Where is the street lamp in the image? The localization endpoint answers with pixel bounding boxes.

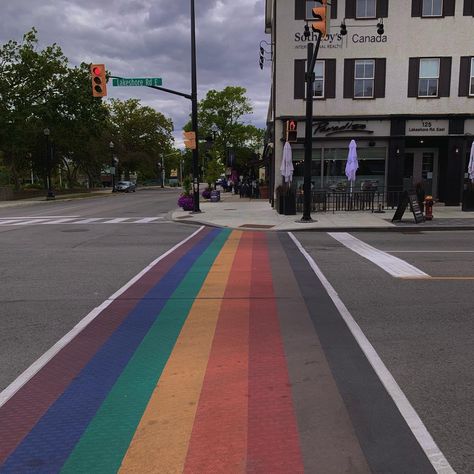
[43,128,55,200]
[109,141,116,192]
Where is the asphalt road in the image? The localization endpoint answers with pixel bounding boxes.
[293,230,474,473]
[0,188,195,392]
[1,191,473,472]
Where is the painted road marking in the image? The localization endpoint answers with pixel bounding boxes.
[40,218,78,224]
[134,217,163,223]
[0,227,205,408]
[328,232,429,279]
[289,232,455,474]
[0,217,167,226]
[388,250,474,253]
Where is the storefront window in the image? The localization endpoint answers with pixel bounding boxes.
[291,149,321,190]
[323,147,386,191]
[290,147,386,191]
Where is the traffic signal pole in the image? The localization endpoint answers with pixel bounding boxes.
[301,33,322,222]
[107,0,201,212]
[190,0,200,212]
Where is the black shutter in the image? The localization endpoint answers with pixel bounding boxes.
[294,59,306,99]
[443,0,456,16]
[458,56,471,96]
[374,58,386,98]
[408,58,419,97]
[295,0,305,20]
[344,59,355,98]
[439,57,452,97]
[325,59,336,98]
[412,0,422,16]
[463,0,473,15]
[345,0,356,19]
[331,0,338,19]
[377,0,389,17]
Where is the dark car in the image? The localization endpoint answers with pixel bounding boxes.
[115,181,136,192]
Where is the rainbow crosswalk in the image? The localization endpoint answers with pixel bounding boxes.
[0,228,441,473]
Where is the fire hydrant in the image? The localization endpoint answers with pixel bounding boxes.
[424,195,434,220]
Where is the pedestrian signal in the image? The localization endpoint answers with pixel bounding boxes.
[183,131,196,149]
[91,64,107,97]
[286,120,298,142]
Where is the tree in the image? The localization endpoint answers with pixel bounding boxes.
[107,99,174,181]
[184,86,265,177]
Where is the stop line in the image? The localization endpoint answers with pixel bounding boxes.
[0,216,166,226]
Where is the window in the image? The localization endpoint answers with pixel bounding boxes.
[314,61,325,97]
[356,0,376,18]
[470,58,474,96]
[422,0,443,16]
[354,60,374,98]
[418,58,440,96]
[305,0,322,19]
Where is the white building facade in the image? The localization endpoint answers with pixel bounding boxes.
[264,0,474,204]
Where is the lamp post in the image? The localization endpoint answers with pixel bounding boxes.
[161,154,165,188]
[43,128,55,200]
[109,141,116,192]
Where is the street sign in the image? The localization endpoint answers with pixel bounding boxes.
[112,78,162,87]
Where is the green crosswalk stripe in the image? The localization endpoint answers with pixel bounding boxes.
[61,229,230,474]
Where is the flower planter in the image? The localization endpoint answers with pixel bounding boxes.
[178,194,194,211]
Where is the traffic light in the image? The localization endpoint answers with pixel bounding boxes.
[183,131,196,149]
[340,21,347,36]
[311,0,329,37]
[91,64,107,97]
[286,120,298,142]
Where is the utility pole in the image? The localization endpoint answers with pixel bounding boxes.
[190,0,200,212]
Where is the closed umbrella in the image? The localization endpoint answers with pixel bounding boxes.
[345,139,359,193]
[280,141,294,184]
[468,142,474,183]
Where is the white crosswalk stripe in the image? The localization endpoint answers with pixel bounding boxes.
[0,217,166,226]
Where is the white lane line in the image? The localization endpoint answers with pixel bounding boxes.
[40,218,78,225]
[11,219,51,226]
[72,218,103,224]
[0,220,22,225]
[134,217,164,223]
[0,226,205,408]
[289,232,455,474]
[103,218,130,224]
[388,250,474,253]
[328,232,429,279]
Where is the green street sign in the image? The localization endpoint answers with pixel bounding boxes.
[112,77,162,87]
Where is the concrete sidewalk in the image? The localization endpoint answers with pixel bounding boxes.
[172,192,474,231]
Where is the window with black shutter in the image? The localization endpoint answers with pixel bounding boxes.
[343,58,386,99]
[412,0,456,17]
[346,0,389,18]
[294,59,336,100]
[459,57,474,96]
[408,57,452,98]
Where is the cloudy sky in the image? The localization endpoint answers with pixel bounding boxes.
[0,0,270,148]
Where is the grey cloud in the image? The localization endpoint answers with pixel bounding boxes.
[0,0,270,144]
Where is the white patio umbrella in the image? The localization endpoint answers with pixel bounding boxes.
[345,139,359,193]
[468,142,474,183]
[280,141,294,184]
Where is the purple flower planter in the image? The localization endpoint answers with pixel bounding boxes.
[178,194,194,211]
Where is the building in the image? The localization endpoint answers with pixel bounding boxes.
[264,0,474,205]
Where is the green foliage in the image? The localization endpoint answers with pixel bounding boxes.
[0,29,175,189]
[183,86,265,176]
[182,176,192,195]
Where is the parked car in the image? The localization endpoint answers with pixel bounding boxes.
[115,181,136,192]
